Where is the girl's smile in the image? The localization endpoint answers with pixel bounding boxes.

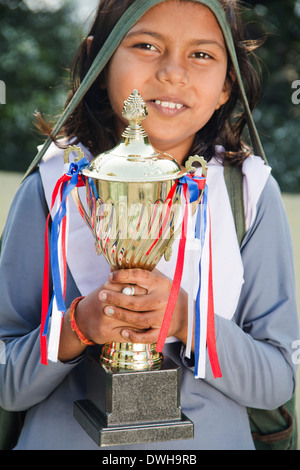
[150,98,186,115]
[106,1,230,164]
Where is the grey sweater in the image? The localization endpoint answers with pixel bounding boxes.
[0,169,298,450]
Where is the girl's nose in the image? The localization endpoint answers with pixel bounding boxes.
[156,54,189,86]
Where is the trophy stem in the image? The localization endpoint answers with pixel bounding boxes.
[100,342,163,371]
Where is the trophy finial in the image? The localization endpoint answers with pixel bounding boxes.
[122,89,148,124]
[121,90,148,140]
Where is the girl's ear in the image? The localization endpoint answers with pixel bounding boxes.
[86,36,94,54]
[216,72,236,110]
[215,78,232,110]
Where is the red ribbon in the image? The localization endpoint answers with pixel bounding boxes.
[146,181,179,256]
[156,184,189,353]
[41,176,67,365]
[206,214,222,378]
[40,173,85,365]
[155,177,222,379]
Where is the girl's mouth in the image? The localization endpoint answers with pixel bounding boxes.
[149,99,187,115]
[153,100,184,110]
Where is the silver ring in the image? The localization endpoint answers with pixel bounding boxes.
[122,285,135,296]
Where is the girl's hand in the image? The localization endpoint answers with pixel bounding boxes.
[58,278,148,362]
[99,268,189,345]
[58,268,189,362]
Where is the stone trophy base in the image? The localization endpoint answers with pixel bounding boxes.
[73,353,194,447]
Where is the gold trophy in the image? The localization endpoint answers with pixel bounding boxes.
[64,90,207,447]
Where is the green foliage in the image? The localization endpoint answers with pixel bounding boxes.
[244,0,300,192]
[0,0,80,172]
[0,0,299,192]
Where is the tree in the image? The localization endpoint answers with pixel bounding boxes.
[0,0,299,192]
[244,0,300,192]
[0,0,80,173]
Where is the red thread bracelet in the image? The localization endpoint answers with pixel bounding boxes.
[69,296,95,346]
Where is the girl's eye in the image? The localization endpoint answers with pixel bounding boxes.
[191,52,212,60]
[134,43,158,52]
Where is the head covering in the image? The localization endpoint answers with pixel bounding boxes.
[23,0,267,180]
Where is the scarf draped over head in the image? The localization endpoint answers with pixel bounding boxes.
[24,0,266,181]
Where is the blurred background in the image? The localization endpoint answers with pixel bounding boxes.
[0,0,299,189]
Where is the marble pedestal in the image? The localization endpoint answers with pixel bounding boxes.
[74,354,194,447]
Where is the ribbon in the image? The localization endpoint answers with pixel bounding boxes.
[206,211,222,378]
[41,164,221,379]
[146,181,179,256]
[194,186,221,378]
[40,157,89,365]
[155,175,206,351]
[193,185,208,377]
[155,174,221,380]
[180,175,206,202]
[156,182,189,353]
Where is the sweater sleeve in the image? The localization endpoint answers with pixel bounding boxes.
[0,171,82,411]
[202,175,299,410]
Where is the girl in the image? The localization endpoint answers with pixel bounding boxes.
[0,0,298,450]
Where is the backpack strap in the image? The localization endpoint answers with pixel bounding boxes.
[223,164,246,246]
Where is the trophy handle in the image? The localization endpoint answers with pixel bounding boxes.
[63,145,85,164]
[185,155,207,177]
[63,146,95,237]
[163,156,207,262]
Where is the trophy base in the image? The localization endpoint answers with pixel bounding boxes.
[73,353,194,447]
[74,400,194,447]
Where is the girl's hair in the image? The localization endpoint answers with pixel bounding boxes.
[36,0,263,166]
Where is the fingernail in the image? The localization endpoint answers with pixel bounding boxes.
[105,307,114,316]
[100,292,107,301]
[122,330,129,339]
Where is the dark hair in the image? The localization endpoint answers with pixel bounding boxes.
[36,0,263,166]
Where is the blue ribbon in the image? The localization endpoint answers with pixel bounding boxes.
[194,185,208,377]
[66,157,90,177]
[178,173,208,377]
[178,175,205,203]
[42,158,89,336]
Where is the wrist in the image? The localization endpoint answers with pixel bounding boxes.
[69,296,96,346]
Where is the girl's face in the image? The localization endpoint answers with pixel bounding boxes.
[106,0,230,164]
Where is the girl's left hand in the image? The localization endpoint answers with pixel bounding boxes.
[98,268,189,345]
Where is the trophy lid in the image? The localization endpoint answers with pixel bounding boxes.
[83,90,187,182]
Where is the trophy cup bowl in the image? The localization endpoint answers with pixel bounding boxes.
[65,90,207,372]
